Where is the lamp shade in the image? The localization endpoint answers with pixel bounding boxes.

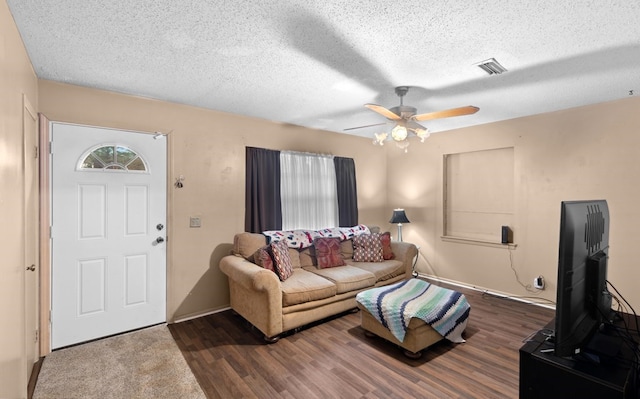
[389,209,410,224]
[391,124,408,141]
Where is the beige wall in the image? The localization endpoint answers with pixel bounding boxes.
[387,96,640,310]
[38,80,640,321]
[37,80,389,322]
[0,0,38,397]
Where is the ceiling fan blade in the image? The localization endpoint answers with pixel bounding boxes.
[365,104,402,121]
[343,122,389,131]
[406,120,427,131]
[411,106,479,122]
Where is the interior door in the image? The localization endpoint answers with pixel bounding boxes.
[50,123,167,349]
[23,95,38,382]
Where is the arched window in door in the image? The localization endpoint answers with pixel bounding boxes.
[78,144,148,172]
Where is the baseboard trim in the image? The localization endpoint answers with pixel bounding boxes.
[172,306,232,324]
[416,273,555,310]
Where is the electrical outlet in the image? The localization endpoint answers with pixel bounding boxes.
[533,276,545,290]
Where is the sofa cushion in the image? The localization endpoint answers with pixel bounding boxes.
[352,233,384,262]
[345,259,405,282]
[298,247,314,267]
[253,246,275,273]
[312,237,345,269]
[380,232,395,260]
[233,232,267,259]
[271,240,293,281]
[303,265,376,294]
[340,239,354,260]
[281,269,337,306]
[232,232,301,268]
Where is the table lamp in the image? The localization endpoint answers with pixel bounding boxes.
[389,209,410,242]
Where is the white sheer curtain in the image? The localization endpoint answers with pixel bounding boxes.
[280,151,339,230]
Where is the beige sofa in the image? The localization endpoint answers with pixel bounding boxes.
[219,227,418,342]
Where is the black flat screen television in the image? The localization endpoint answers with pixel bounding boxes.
[554,199,611,357]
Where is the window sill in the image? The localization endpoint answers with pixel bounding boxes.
[441,235,517,249]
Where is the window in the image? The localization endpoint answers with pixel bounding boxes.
[280,151,338,230]
[444,147,514,243]
[79,145,147,172]
[244,147,358,233]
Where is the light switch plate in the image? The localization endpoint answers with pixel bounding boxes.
[189,217,201,228]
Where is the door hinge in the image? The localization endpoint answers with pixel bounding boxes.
[35,329,39,343]
[49,141,52,154]
[34,145,39,159]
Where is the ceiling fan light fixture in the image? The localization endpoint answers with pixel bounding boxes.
[363,86,478,151]
[372,132,387,145]
[415,128,430,142]
[391,124,408,141]
[395,140,410,153]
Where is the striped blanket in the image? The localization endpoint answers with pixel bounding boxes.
[356,279,470,343]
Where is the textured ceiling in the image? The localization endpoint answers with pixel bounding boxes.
[7,1,640,138]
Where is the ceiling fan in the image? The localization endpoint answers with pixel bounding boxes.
[345,86,479,149]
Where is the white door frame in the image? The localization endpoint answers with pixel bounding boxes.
[38,120,170,354]
[38,114,51,355]
[23,94,38,382]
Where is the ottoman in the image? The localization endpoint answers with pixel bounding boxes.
[357,302,443,358]
[356,279,470,358]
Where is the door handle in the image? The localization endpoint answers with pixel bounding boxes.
[26,264,36,271]
[155,236,165,244]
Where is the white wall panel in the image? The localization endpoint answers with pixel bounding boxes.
[78,258,106,315]
[78,184,106,239]
[125,254,148,306]
[125,185,148,236]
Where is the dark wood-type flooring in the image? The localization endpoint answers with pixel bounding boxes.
[169,280,554,399]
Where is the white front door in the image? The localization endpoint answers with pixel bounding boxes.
[51,123,167,349]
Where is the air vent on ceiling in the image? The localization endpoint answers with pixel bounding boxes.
[475,58,507,75]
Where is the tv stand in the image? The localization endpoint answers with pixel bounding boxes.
[520,314,640,399]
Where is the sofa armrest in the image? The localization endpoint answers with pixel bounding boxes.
[219,255,284,338]
[390,241,419,276]
[219,255,280,293]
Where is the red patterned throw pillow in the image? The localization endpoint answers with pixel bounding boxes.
[271,240,293,281]
[352,233,384,262]
[313,237,345,269]
[253,245,275,273]
[380,232,395,260]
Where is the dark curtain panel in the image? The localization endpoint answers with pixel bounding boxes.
[333,156,358,227]
[245,147,282,233]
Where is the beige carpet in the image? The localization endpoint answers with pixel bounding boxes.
[34,325,206,399]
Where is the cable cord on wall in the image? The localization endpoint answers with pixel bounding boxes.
[417,247,554,306]
[507,246,539,293]
[415,247,437,279]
